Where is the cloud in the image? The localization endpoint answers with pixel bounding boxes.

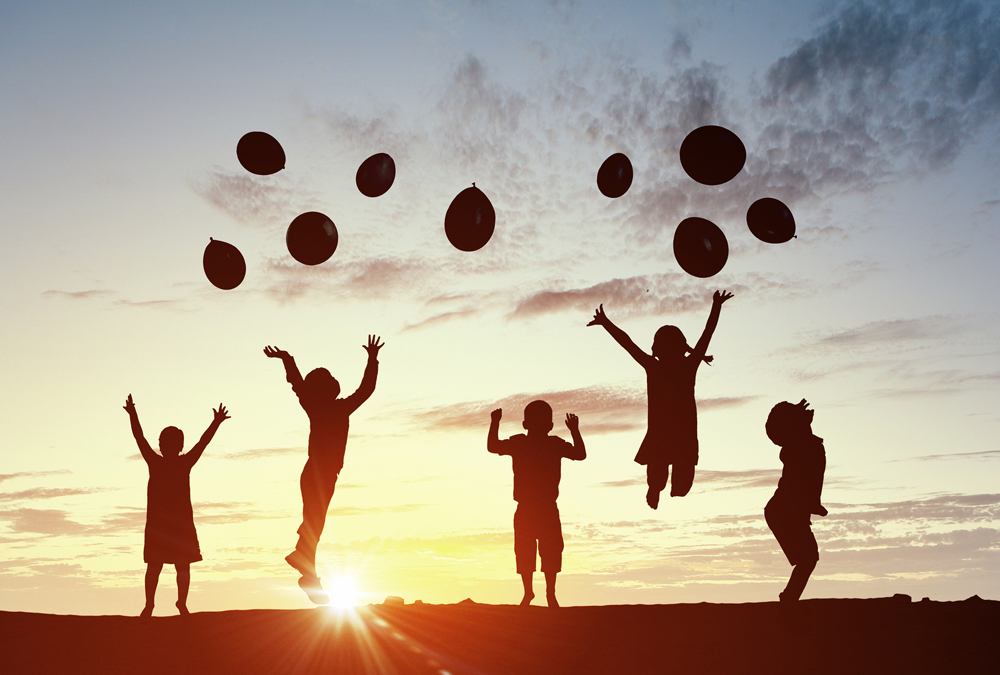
[0,509,89,535]
[906,450,1000,462]
[815,317,958,348]
[404,385,757,435]
[758,0,1000,194]
[193,170,313,229]
[42,290,114,301]
[0,487,111,503]
[328,504,431,516]
[0,471,70,485]
[220,446,302,461]
[259,255,434,305]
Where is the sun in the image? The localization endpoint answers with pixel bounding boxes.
[327,575,361,609]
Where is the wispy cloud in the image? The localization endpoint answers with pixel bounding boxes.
[0,471,70,485]
[193,170,314,229]
[42,290,114,301]
[0,487,112,503]
[220,446,302,461]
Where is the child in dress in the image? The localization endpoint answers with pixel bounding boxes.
[124,394,229,617]
[764,399,828,603]
[588,290,733,508]
[264,335,383,604]
[488,401,585,608]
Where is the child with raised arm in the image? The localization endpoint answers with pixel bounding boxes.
[488,401,586,608]
[588,290,733,509]
[123,394,229,617]
[264,335,383,604]
[764,399,827,603]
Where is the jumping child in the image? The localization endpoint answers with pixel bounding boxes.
[488,402,585,608]
[124,394,229,617]
[764,399,828,603]
[264,335,383,604]
[588,290,733,508]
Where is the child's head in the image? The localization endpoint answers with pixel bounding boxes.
[765,399,815,446]
[158,426,184,457]
[304,367,341,399]
[522,400,554,434]
[652,325,689,359]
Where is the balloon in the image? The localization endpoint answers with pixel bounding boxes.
[444,184,495,252]
[237,131,285,176]
[747,197,796,243]
[679,126,746,186]
[597,153,633,198]
[672,217,729,278]
[356,153,396,197]
[286,212,338,266]
[203,238,246,290]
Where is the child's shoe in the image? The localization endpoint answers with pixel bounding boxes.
[298,574,329,605]
[285,550,316,577]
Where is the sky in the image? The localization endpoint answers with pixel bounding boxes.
[1,0,999,616]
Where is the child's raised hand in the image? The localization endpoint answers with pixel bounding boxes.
[263,345,289,360]
[565,413,579,432]
[123,394,136,415]
[713,290,734,305]
[364,334,384,357]
[491,408,502,423]
[587,304,609,327]
[213,404,230,423]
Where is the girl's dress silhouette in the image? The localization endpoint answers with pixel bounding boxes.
[143,451,202,564]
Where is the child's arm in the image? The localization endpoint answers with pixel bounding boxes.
[564,413,586,460]
[690,290,733,363]
[123,394,157,464]
[587,304,650,365]
[185,404,230,466]
[263,345,304,388]
[487,408,505,454]
[343,335,383,414]
[812,447,828,516]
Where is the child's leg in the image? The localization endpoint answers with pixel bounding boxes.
[669,463,696,497]
[646,461,669,509]
[142,563,163,617]
[289,459,337,574]
[513,506,537,606]
[781,560,817,602]
[519,572,534,606]
[175,563,191,615]
[537,505,564,608]
[544,571,559,608]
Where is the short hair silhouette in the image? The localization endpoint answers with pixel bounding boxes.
[304,367,341,399]
[766,401,810,447]
[523,400,553,429]
[158,427,184,457]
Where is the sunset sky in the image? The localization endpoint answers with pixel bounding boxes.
[2,0,999,616]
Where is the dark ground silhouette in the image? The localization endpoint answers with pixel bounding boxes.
[2,597,995,674]
[264,336,383,605]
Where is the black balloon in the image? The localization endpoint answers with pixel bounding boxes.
[356,153,396,197]
[747,197,796,243]
[597,153,633,198]
[203,238,246,290]
[237,131,285,176]
[673,217,729,278]
[444,184,496,252]
[679,126,746,186]
[286,212,338,266]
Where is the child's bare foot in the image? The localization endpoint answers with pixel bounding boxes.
[175,601,190,616]
[285,550,316,577]
[546,592,559,608]
[646,487,660,510]
[519,591,534,606]
[139,605,153,618]
[298,574,329,605]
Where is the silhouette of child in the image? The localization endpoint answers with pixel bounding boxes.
[588,290,733,508]
[123,394,229,618]
[264,335,383,605]
[764,399,828,603]
[488,402,586,608]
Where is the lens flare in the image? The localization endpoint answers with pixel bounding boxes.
[327,575,360,609]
